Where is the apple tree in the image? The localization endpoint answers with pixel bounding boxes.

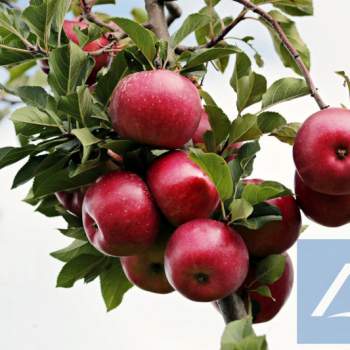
[1,0,348,348]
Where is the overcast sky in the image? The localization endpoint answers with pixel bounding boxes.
[1,1,350,350]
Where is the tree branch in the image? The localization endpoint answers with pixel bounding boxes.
[145,0,171,41]
[232,0,328,110]
[175,8,247,54]
[165,1,182,27]
[218,294,247,324]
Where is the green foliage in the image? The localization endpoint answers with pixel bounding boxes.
[221,317,268,350]
[255,254,287,284]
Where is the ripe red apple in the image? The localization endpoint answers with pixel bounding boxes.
[192,109,211,144]
[243,253,294,323]
[55,189,85,217]
[235,179,301,257]
[82,171,159,257]
[63,19,113,84]
[109,70,202,149]
[294,108,350,195]
[164,219,249,302]
[147,151,220,226]
[121,235,174,294]
[295,172,350,227]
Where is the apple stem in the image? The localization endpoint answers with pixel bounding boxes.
[232,0,329,111]
[218,294,248,324]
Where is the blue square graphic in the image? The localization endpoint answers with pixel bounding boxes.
[298,239,350,344]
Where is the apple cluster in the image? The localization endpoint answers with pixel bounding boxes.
[55,67,302,324]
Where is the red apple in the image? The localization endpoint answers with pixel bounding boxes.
[63,19,114,84]
[243,253,294,323]
[293,108,350,195]
[192,109,211,144]
[164,219,249,302]
[55,189,85,217]
[235,179,301,257]
[109,70,202,148]
[295,172,350,227]
[82,171,159,257]
[147,151,220,226]
[121,235,174,294]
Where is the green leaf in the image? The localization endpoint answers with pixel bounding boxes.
[233,141,261,179]
[262,77,309,109]
[231,52,266,112]
[200,90,218,106]
[51,240,100,262]
[260,10,310,75]
[56,254,106,288]
[270,122,301,145]
[182,46,240,70]
[58,227,87,241]
[99,139,138,155]
[48,42,93,96]
[22,0,71,49]
[205,105,230,147]
[255,254,286,285]
[12,155,46,188]
[100,259,133,311]
[189,148,233,201]
[221,317,267,350]
[131,8,148,24]
[253,285,274,300]
[230,198,254,222]
[71,128,100,163]
[257,112,286,133]
[172,13,211,47]
[11,106,61,136]
[111,17,156,63]
[229,114,262,144]
[96,52,128,105]
[242,181,292,205]
[0,145,35,170]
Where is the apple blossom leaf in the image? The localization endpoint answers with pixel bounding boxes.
[182,46,241,71]
[51,239,101,262]
[59,227,87,241]
[0,45,34,66]
[189,148,233,201]
[0,145,36,170]
[259,11,310,75]
[56,254,107,288]
[171,13,211,47]
[35,195,64,217]
[221,317,268,350]
[229,114,262,144]
[336,71,350,98]
[262,78,309,110]
[111,17,156,63]
[257,111,286,133]
[256,254,286,285]
[100,259,133,312]
[203,131,217,152]
[71,128,100,163]
[231,52,267,113]
[205,105,231,147]
[15,86,53,110]
[242,181,292,205]
[253,0,314,17]
[48,42,94,96]
[270,122,301,145]
[230,198,254,222]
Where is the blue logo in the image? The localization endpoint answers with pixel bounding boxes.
[298,239,350,344]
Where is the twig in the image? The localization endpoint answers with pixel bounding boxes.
[232,0,328,110]
[165,1,182,27]
[218,294,247,324]
[0,0,16,8]
[175,9,247,54]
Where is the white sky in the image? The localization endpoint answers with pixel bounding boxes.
[1,1,350,349]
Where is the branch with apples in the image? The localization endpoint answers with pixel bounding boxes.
[0,0,349,349]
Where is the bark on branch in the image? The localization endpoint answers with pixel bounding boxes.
[218,294,247,324]
[232,0,328,110]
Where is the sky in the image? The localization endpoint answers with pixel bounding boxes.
[1,1,350,350]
